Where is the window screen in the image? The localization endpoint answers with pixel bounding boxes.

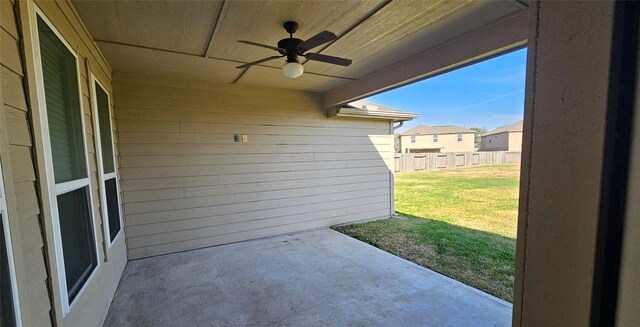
[0,215,16,327]
[95,84,114,174]
[94,81,121,243]
[56,187,96,302]
[38,15,97,304]
[38,18,86,184]
[105,178,121,242]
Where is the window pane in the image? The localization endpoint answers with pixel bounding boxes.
[105,178,121,241]
[95,84,115,174]
[57,187,97,302]
[38,17,87,183]
[0,215,16,327]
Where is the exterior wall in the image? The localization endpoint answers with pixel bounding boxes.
[481,131,523,152]
[480,132,508,151]
[507,131,523,152]
[0,1,51,325]
[114,73,394,259]
[401,132,474,153]
[0,0,127,325]
[513,1,615,325]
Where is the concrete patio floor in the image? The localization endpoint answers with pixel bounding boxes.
[104,228,512,326]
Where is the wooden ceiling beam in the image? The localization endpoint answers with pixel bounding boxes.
[204,0,229,58]
[322,11,528,109]
[95,40,353,82]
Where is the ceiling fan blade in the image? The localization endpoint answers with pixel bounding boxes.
[238,40,285,53]
[297,31,337,52]
[236,56,284,69]
[305,53,352,66]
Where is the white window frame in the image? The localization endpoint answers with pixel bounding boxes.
[433,134,438,142]
[0,162,23,326]
[411,135,416,143]
[90,75,123,248]
[457,133,463,142]
[28,8,101,316]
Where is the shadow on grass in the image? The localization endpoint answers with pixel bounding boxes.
[332,212,516,302]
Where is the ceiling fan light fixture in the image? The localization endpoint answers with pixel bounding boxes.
[283,61,304,78]
[237,21,351,77]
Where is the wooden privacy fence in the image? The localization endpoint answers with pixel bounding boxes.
[394,151,521,173]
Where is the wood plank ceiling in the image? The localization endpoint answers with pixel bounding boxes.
[72,0,528,93]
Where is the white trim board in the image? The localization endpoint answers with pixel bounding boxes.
[27,5,101,317]
[90,73,124,251]
[0,160,23,326]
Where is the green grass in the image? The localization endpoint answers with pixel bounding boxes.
[332,164,520,302]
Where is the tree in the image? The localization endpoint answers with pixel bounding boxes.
[470,127,487,150]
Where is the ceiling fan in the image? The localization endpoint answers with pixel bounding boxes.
[236,21,352,79]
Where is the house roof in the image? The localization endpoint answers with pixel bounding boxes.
[330,100,419,122]
[483,120,524,137]
[401,124,475,136]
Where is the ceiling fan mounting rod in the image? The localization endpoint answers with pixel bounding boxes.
[283,21,299,37]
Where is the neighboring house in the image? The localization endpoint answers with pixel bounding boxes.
[480,120,524,151]
[400,125,476,153]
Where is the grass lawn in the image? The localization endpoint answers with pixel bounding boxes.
[332,164,520,302]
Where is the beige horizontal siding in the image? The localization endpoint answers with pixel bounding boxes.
[128,201,391,249]
[5,0,126,326]
[122,166,390,191]
[120,143,391,156]
[127,194,391,236]
[125,180,389,215]
[128,208,392,259]
[124,188,390,230]
[114,73,394,259]
[1,1,52,325]
[123,173,389,202]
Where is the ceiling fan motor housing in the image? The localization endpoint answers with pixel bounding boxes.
[280,21,304,62]
[277,38,304,60]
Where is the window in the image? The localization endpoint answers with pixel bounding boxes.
[411,135,416,143]
[34,14,98,312]
[458,133,463,142]
[433,134,438,142]
[92,79,122,245]
[0,164,21,327]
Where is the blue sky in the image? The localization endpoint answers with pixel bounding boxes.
[365,48,527,132]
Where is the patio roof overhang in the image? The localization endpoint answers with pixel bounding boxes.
[71,0,528,107]
[329,101,419,122]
